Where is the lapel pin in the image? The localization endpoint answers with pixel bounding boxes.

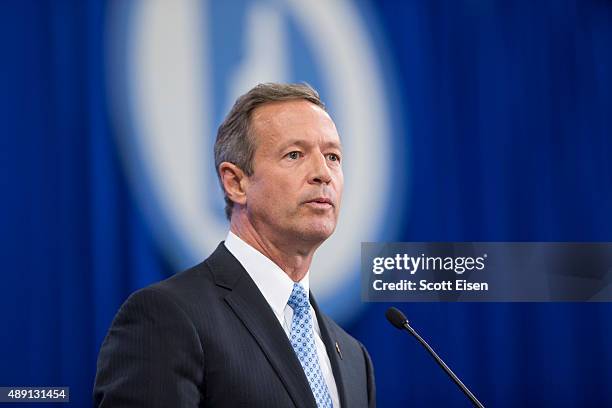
[335,341,343,360]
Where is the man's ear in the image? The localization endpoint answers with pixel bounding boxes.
[218,162,248,206]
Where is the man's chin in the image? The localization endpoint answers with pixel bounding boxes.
[294,221,336,244]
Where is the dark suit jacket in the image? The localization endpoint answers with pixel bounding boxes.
[94,243,375,407]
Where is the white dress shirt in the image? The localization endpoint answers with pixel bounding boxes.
[224,231,340,407]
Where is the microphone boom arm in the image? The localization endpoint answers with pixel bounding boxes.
[402,321,485,408]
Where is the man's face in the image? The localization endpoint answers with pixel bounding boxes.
[244,99,343,246]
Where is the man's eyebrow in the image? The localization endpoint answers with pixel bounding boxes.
[322,140,343,150]
[278,139,342,149]
[276,139,309,152]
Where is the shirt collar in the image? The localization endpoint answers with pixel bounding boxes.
[224,231,310,321]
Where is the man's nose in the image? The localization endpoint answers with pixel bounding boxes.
[308,153,333,185]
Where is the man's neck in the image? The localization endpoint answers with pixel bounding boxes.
[229,221,317,283]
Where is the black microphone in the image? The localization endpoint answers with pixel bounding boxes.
[385,307,485,408]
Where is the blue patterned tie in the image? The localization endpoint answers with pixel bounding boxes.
[287,283,333,408]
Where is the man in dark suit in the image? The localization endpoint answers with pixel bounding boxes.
[94,83,376,407]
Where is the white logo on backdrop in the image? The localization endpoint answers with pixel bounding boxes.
[107,0,401,322]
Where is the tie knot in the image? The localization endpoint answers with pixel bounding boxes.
[287,283,309,310]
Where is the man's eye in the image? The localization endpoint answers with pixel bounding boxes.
[327,153,340,162]
[287,151,302,160]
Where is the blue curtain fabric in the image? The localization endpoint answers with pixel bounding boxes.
[1,1,611,406]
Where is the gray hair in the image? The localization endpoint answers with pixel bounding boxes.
[214,82,326,220]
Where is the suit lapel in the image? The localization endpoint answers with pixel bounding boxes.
[206,244,317,408]
[311,294,348,408]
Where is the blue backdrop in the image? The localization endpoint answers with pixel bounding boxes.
[1,0,611,406]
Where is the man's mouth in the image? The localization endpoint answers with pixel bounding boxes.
[304,197,334,208]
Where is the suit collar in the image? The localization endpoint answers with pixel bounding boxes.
[204,242,244,289]
[205,243,350,408]
[205,243,318,408]
[224,231,312,326]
